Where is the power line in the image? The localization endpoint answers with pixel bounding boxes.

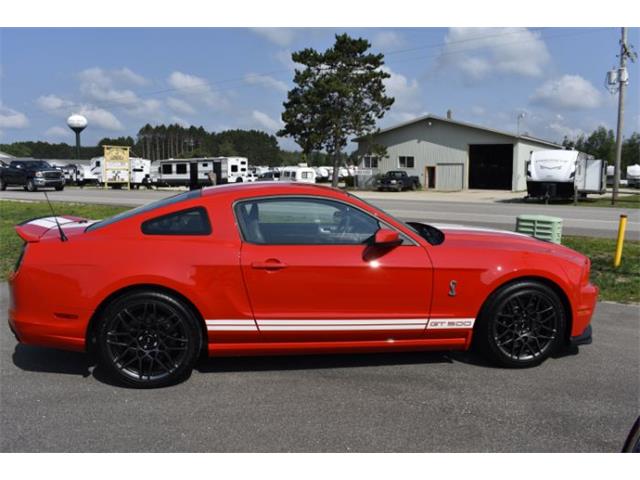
[12,27,612,122]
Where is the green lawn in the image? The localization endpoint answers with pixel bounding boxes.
[563,235,639,304]
[0,200,128,279]
[577,193,640,209]
[1,200,638,303]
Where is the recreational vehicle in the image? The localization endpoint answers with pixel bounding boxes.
[627,164,640,188]
[526,150,605,201]
[281,166,317,183]
[88,156,152,188]
[156,158,226,186]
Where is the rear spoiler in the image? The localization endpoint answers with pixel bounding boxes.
[15,215,86,243]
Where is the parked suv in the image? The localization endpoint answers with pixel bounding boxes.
[0,160,65,191]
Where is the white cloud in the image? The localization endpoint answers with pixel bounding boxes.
[36,94,72,112]
[113,67,149,86]
[166,97,196,115]
[170,116,190,128]
[0,104,29,129]
[78,67,159,117]
[373,31,405,51]
[251,28,296,47]
[244,73,288,93]
[252,110,282,132]
[440,28,550,81]
[531,75,602,110]
[471,105,486,116]
[380,66,421,113]
[77,105,124,131]
[44,126,72,138]
[274,50,297,71]
[167,71,227,109]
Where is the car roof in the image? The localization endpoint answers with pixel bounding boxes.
[201,181,348,199]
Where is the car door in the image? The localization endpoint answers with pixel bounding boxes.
[236,196,433,342]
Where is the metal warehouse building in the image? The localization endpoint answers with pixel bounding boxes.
[355,113,563,191]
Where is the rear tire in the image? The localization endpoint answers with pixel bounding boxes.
[96,290,203,388]
[0,178,6,190]
[474,280,566,368]
[55,185,64,191]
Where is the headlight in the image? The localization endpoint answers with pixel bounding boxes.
[35,171,43,178]
[390,180,397,184]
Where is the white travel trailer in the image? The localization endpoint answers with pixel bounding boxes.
[281,166,317,183]
[89,156,152,188]
[627,164,640,188]
[526,150,605,200]
[156,158,226,186]
[220,157,249,183]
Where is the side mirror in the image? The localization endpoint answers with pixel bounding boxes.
[374,228,402,247]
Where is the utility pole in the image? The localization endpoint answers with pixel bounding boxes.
[611,27,636,205]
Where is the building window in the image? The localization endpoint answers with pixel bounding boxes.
[161,164,173,174]
[399,156,415,168]
[176,163,187,174]
[362,156,378,168]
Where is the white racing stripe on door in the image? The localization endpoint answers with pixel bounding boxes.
[204,318,475,331]
[205,319,258,331]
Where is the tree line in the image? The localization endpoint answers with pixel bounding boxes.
[0,126,333,166]
[562,126,639,172]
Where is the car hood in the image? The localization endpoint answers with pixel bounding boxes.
[430,223,586,265]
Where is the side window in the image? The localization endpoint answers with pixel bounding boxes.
[176,163,187,174]
[231,165,238,172]
[141,207,211,236]
[162,164,173,174]
[235,198,381,245]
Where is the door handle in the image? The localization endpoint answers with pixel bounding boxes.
[251,259,288,270]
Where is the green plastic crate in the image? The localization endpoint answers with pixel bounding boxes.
[515,214,563,244]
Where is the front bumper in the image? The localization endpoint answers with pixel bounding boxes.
[570,324,592,346]
[34,177,64,187]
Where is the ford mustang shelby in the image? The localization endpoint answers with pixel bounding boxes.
[8,183,597,387]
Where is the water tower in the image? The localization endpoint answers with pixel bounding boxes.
[66,114,88,160]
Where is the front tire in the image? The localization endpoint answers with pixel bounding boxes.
[26,179,37,192]
[96,291,203,388]
[0,178,6,190]
[55,185,64,191]
[475,280,566,368]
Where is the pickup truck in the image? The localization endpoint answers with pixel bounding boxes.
[377,170,420,191]
[0,160,65,192]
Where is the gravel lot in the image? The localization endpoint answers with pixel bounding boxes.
[1,282,638,452]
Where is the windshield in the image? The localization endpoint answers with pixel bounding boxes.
[86,189,202,232]
[14,161,52,169]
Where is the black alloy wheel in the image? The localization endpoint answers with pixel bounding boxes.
[96,291,202,388]
[476,281,566,368]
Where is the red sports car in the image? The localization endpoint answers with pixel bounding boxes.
[8,183,597,388]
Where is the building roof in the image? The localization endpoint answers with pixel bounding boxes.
[354,114,563,148]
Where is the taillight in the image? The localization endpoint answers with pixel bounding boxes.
[14,243,27,272]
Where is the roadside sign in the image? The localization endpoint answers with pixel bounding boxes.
[103,145,131,189]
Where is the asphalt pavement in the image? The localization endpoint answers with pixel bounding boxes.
[1,282,638,452]
[1,186,637,238]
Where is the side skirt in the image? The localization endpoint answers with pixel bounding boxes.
[207,336,471,357]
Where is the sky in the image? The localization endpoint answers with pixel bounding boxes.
[0,27,638,151]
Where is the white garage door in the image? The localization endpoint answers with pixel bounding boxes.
[436,163,464,191]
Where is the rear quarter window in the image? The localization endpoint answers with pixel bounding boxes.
[141,207,211,236]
